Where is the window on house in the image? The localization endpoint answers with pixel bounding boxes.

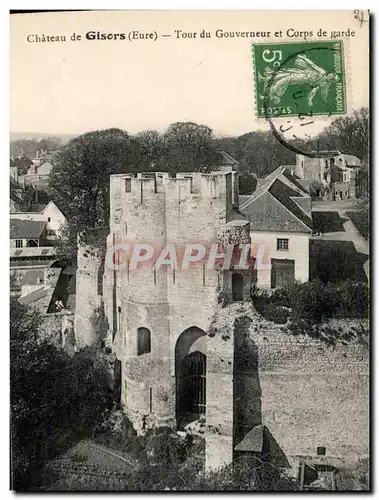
[137,327,151,356]
[47,217,51,222]
[125,178,131,192]
[15,240,23,248]
[277,238,289,251]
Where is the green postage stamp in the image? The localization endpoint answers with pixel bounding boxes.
[253,40,347,119]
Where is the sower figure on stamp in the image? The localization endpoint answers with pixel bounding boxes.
[260,54,340,107]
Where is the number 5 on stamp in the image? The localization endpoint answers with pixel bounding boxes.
[253,40,347,118]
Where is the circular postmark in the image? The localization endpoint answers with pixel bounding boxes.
[255,41,347,158]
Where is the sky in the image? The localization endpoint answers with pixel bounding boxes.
[10,10,369,138]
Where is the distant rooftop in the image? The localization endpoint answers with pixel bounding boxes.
[10,219,46,239]
[10,246,57,258]
[216,151,239,166]
[239,166,313,233]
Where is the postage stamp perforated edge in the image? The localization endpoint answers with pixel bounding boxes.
[251,38,352,122]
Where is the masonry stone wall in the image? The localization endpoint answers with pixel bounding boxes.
[249,321,369,467]
[74,228,108,348]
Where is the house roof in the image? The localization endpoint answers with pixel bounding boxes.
[41,200,66,219]
[281,168,310,195]
[10,246,57,258]
[217,151,239,166]
[226,209,249,226]
[10,219,46,239]
[20,269,45,285]
[11,156,33,170]
[37,161,53,175]
[10,190,22,203]
[18,267,61,313]
[338,154,361,167]
[314,150,342,155]
[296,179,310,192]
[19,286,48,306]
[240,166,313,233]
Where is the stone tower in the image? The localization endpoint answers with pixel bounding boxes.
[74,227,108,348]
[101,171,254,470]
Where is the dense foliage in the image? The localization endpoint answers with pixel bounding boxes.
[312,108,369,160]
[10,298,113,490]
[347,197,370,240]
[253,280,369,325]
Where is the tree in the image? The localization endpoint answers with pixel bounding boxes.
[10,297,62,488]
[215,130,295,194]
[38,136,62,152]
[10,297,113,490]
[238,131,295,178]
[314,107,369,160]
[162,122,219,172]
[49,128,132,238]
[131,130,166,171]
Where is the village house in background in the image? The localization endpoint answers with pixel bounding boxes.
[10,149,57,211]
[18,149,55,191]
[293,151,361,200]
[10,201,66,247]
[9,197,75,317]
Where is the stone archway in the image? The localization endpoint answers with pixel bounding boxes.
[178,351,206,416]
[175,326,207,428]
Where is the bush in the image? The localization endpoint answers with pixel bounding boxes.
[336,458,370,491]
[11,297,115,491]
[186,459,298,491]
[290,280,337,323]
[260,303,289,324]
[252,280,369,326]
[346,197,370,240]
[309,180,324,199]
[332,281,369,318]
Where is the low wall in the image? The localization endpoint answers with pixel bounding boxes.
[250,322,369,466]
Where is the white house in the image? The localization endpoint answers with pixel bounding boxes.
[240,166,313,290]
[9,201,66,243]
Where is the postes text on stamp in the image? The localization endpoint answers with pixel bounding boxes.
[253,40,347,119]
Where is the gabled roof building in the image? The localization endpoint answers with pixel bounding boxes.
[240,166,312,289]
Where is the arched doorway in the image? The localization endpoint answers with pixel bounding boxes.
[175,326,207,427]
[177,351,206,416]
[232,273,244,301]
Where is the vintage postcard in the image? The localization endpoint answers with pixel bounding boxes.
[10,10,370,492]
